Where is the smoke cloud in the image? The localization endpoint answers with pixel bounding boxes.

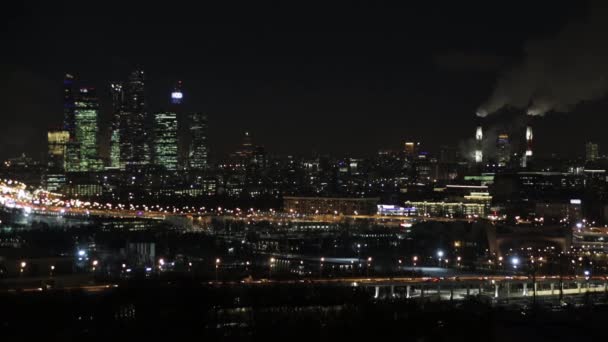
[477,3,608,117]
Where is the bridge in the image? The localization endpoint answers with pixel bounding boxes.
[4,274,607,305]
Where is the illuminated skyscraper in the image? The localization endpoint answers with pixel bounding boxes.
[65,141,81,172]
[47,130,70,170]
[169,81,190,170]
[240,131,254,158]
[109,82,123,169]
[63,74,76,137]
[74,87,102,171]
[153,112,178,171]
[496,134,510,167]
[120,69,150,167]
[188,112,208,170]
[586,142,599,162]
[404,141,420,157]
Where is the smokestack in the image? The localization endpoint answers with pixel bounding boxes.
[525,125,533,157]
[475,125,483,163]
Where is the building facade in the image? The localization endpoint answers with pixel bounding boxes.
[73,87,102,171]
[283,196,380,215]
[47,130,70,170]
[120,69,150,168]
[109,82,123,169]
[188,112,208,170]
[153,112,178,171]
[586,142,599,162]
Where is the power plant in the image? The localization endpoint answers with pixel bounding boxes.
[474,125,483,163]
[473,114,533,167]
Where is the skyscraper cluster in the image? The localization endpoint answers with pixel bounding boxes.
[48,70,208,176]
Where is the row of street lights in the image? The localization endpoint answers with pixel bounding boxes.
[18,261,56,276]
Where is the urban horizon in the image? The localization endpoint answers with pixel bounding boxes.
[4,2,608,341]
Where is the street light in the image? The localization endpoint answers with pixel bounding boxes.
[437,250,444,267]
[367,257,373,277]
[19,261,26,276]
[215,258,221,281]
[511,257,519,269]
[320,257,325,278]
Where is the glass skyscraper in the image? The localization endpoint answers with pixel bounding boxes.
[110,82,123,169]
[47,130,70,170]
[188,112,208,170]
[63,73,76,137]
[120,69,150,168]
[153,112,178,171]
[74,87,102,171]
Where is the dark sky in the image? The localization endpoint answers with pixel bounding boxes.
[0,1,603,161]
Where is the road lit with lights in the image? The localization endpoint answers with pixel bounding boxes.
[0,178,477,225]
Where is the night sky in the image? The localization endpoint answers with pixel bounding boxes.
[1,1,604,162]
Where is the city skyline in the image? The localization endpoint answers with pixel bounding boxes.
[2,2,608,161]
[4,3,608,339]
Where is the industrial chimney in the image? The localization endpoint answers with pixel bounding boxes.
[525,125,533,157]
[475,125,483,163]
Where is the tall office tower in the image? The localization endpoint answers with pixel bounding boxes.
[153,112,178,171]
[65,141,81,172]
[74,87,102,171]
[404,141,420,157]
[169,81,189,169]
[240,131,254,157]
[474,126,483,163]
[188,112,208,170]
[47,130,70,170]
[252,145,267,169]
[109,82,123,169]
[63,74,76,137]
[120,69,149,167]
[586,142,599,162]
[496,134,511,167]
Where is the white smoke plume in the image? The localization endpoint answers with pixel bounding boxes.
[477,3,608,117]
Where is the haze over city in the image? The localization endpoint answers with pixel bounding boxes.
[2,1,608,161]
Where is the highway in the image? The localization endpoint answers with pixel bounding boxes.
[1,179,478,225]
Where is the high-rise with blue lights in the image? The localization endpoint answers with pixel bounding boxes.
[63,73,76,138]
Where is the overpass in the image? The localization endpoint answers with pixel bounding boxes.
[5,274,606,305]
